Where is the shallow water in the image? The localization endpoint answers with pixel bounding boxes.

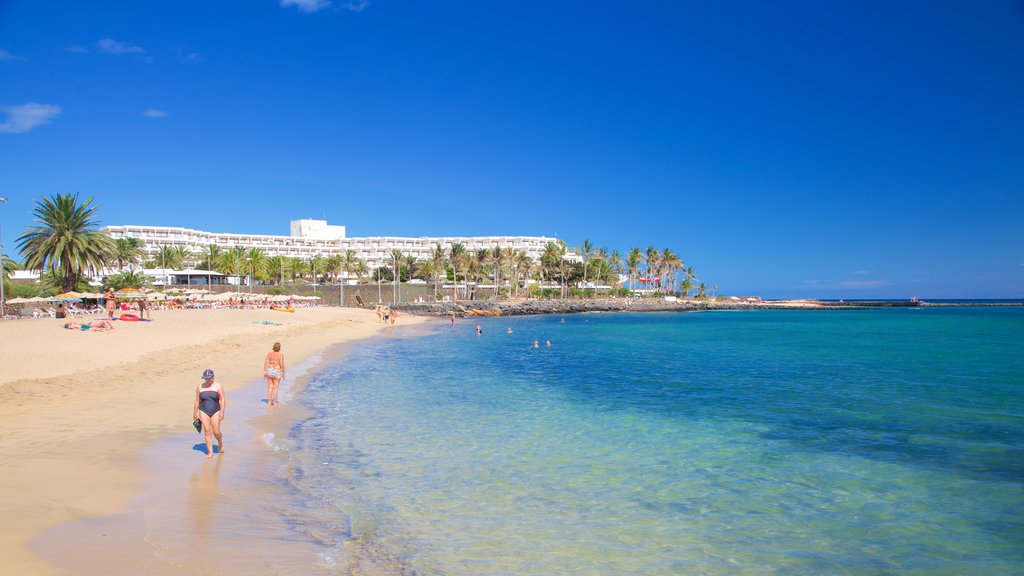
[281,308,1024,574]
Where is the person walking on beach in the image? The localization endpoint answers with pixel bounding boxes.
[193,369,226,458]
[104,288,117,320]
[376,305,383,323]
[264,342,285,406]
[390,309,399,326]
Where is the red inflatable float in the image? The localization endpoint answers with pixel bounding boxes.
[120,313,140,321]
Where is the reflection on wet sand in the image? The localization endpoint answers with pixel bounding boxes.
[187,454,222,542]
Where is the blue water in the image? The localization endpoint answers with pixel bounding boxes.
[286,308,1024,574]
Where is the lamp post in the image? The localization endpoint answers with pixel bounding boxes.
[0,197,7,319]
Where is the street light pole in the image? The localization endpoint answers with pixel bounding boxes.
[0,197,7,319]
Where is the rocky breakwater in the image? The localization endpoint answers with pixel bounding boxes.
[391,298,749,318]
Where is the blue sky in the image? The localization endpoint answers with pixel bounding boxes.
[1,0,1022,299]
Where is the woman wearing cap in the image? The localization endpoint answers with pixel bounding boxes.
[263,342,285,406]
[193,369,226,458]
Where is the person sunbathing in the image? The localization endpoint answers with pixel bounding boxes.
[64,319,115,331]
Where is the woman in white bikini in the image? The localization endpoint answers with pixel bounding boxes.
[264,342,285,406]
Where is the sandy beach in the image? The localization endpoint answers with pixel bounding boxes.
[0,306,428,574]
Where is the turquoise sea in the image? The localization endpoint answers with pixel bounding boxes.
[282,307,1023,574]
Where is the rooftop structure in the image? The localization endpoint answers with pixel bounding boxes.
[100,220,559,273]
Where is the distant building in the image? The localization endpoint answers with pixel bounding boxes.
[100,220,558,274]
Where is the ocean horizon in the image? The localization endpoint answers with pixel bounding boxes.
[254,306,1024,574]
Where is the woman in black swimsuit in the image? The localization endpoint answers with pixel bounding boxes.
[193,369,226,458]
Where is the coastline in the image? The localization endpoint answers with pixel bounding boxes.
[392,297,1022,318]
[0,307,430,574]
[392,297,919,317]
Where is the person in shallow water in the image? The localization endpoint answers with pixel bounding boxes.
[193,369,226,458]
[264,342,285,406]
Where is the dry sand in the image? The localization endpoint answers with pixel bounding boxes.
[0,306,428,574]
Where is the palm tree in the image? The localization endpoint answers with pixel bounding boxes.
[680,277,695,298]
[341,250,359,285]
[591,246,608,292]
[244,248,269,292]
[110,237,145,271]
[285,257,306,285]
[430,244,446,301]
[608,249,623,289]
[198,244,222,287]
[472,248,491,298]
[643,246,661,294]
[661,248,682,294]
[309,254,327,289]
[230,246,247,283]
[514,250,532,297]
[354,259,368,284]
[173,246,194,269]
[449,243,467,301]
[104,269,149,291]
[541,242,568,298]
[268,255,287,286]
[625,248,642,294]
[324,254,342,285]
[390,249,403,303]
[17,193,114,292]
[579,239,594,292]
[402,254,418,282]
[499,246,515,298]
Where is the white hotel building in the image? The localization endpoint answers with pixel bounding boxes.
[101,219,558,275]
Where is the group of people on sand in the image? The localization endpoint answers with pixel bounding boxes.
[375,304,400,326]
[95,288,151,321]
[192,341,286,458]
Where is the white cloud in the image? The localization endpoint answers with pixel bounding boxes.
[0,48,21,61]
[281,0,332,12]
[853,270,871,276]
[65,44,90,54]
[343,0,368,12]
[0,103,62,133]
[97,38,145,55]
[143,109,169,118]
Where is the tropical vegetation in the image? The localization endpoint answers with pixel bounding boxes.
[16,193,114,292]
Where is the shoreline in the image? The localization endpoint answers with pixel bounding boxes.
[391,297,1022,318]
[390,297,915,317]
[0,307,431,574]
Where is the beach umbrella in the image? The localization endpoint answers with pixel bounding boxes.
[114,288,147,300]
[51,292,83,302]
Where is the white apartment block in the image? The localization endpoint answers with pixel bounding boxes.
[101,220,558,273]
